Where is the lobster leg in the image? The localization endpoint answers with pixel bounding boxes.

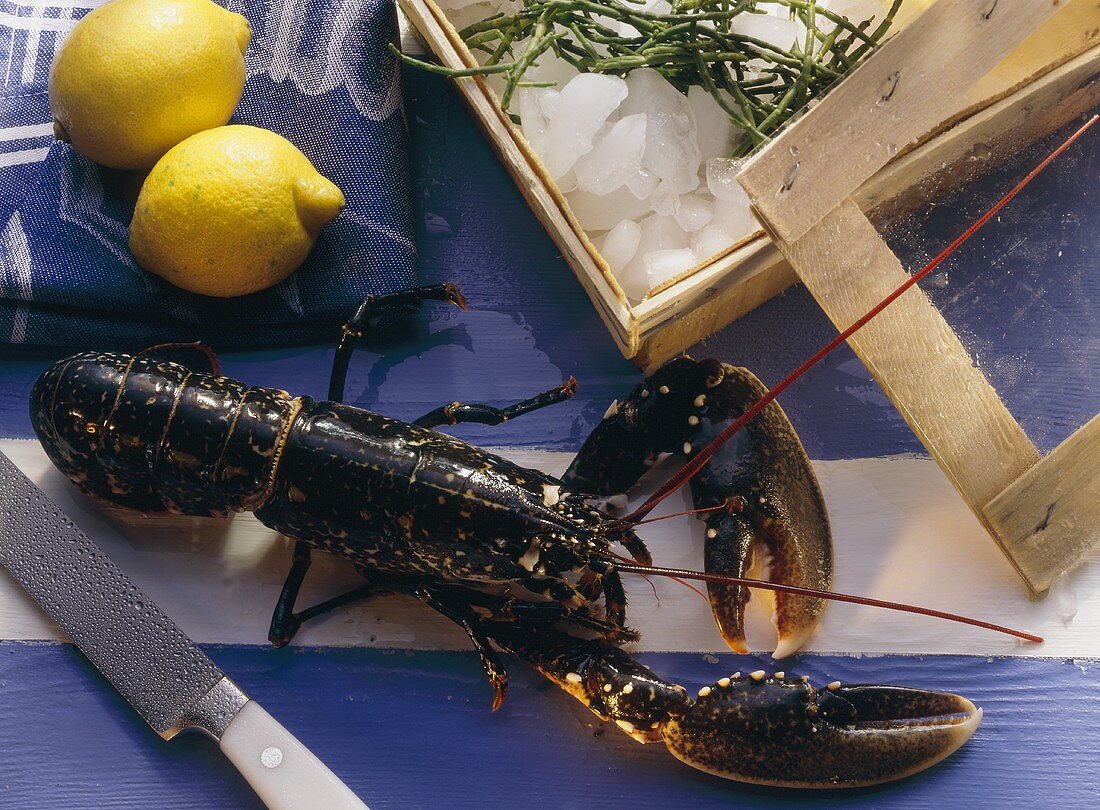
[268,541,314,647]
[412,378,578,429]
[416,584,511,710]
[328,283,468,402]
[485,621,982,788]
[562,356,832,658]
[268,282,473,642]
[268,542,383,647]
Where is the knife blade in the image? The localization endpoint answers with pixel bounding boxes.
[0,449,368,810]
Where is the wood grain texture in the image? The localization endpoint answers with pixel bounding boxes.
[738,0,1069,244]
[641,46,1100,370]
[772,199,1040,525]
[1,11,1097,805]
[859,45,1100,228]
[633,246,797,372]
[985,414,1100,592]
[397,0,639,355]
[1,643,1097,809]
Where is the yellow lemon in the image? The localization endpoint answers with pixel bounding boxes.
[130,125,345,297]
[49,0,251,170]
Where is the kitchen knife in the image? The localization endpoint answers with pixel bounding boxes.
[0,450,368,810]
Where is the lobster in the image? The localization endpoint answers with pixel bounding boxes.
[29,283,986,789]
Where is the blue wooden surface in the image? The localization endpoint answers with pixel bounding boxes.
[0,69,1096,807]
[2,643,1098,809]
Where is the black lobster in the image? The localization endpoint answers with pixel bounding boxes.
[29,284,980,788]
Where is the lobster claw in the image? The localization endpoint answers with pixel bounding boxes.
[563,356,832,658]
[661,673,982,788]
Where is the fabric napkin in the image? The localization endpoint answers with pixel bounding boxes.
[0,0,417,349]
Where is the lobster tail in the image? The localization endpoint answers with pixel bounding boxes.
[30,350,300,517]
[31,352,167,513]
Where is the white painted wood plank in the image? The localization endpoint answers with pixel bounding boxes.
[2,440,1096,656]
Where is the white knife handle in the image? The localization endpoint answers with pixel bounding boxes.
[219,701,369,810]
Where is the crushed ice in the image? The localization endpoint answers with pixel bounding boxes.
[436,0,878,302]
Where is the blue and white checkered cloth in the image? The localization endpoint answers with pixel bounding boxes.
[0,0,417,349]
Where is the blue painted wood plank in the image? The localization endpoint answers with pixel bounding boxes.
[1,643,1096,808]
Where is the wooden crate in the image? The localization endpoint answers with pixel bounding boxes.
[398,0,1099,369]
[735,0,1100,594]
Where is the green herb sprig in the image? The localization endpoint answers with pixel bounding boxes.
[399,0,901,157]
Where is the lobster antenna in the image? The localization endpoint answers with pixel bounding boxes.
[621,114,1099,524]
[615,562,1044,644]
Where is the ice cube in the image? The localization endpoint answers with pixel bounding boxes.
[600,219,643,272]
[712,194,759,242]
[650,181,680,215]
[1049,571,1079,625]
[692,225,736,261]
[615,214,692,299]
[566,186,652,231]
[575,114,647,195]
[536,88,562,120]
[673,193,713,232]
[556,169,578,194]
[526,50,581,89]
[640,213,689,252]
[731,10,808,50]
[616,0,671,37]
[706,157,750,203]
[688,86,739,161]
[543,74,629,180]
[518,87,555,154]
[626,168,660,200]
[620,69,701,194]
[644,248,697,284]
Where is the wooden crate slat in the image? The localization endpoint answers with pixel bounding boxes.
[858,42,1100,227]
[737,0,1069,245]
[633,44,1100,369]
[402,0,1096,366]
[983,415,1100,593]
[769,199,1041,512]
[396,0,640,356]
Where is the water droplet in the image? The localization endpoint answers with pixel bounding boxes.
[1049,572,1078,625]
[969,143,992,162]
[926,271,949,289]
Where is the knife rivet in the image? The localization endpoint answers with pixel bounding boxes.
[261,747,284,769]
